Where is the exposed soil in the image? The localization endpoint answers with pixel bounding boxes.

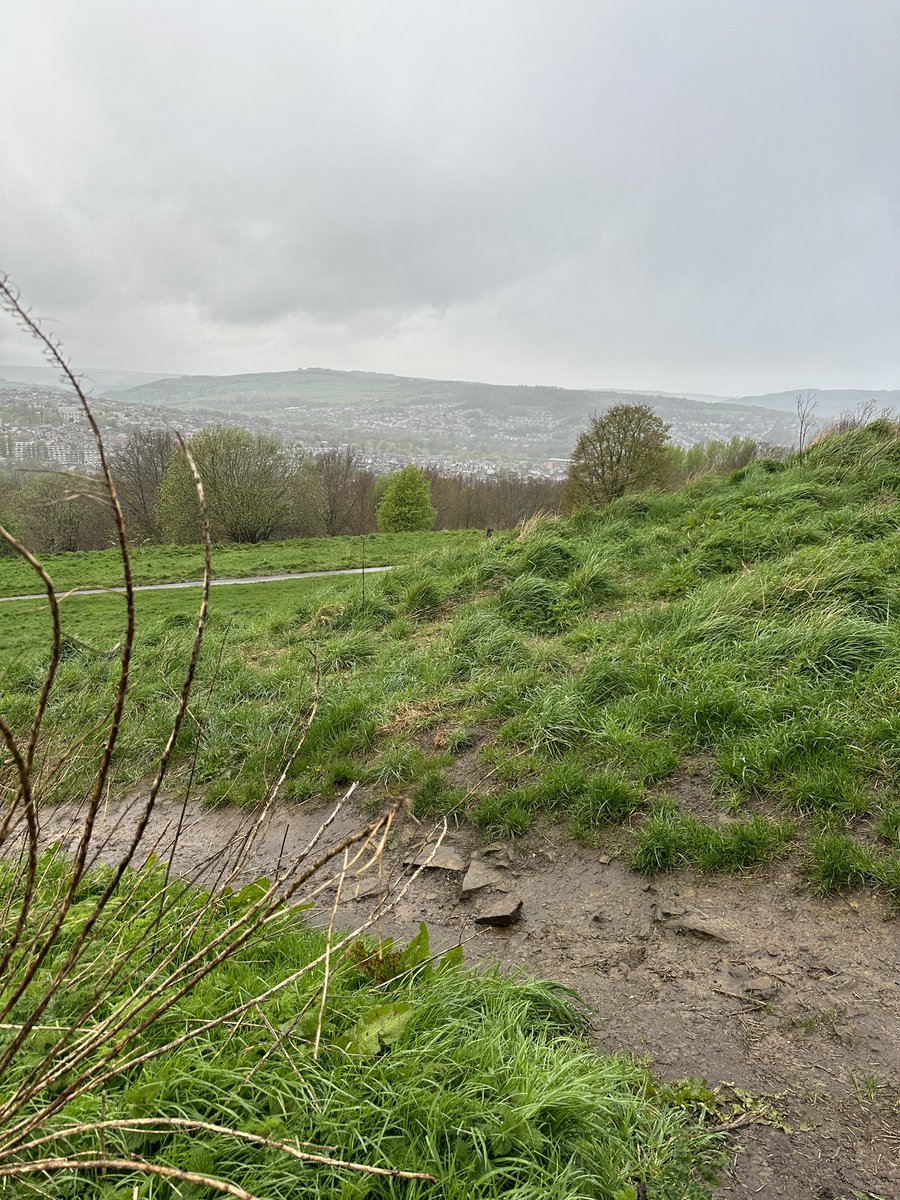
[37,797,900,1200]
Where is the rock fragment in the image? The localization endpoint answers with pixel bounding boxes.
[352,878,384,903]
[474,895,523,927]
[743,975,778,1001]
[460,861,505,898]
[662,911,730,943]
[404,845,466,872]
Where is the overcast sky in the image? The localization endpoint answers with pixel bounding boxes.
[1,1,898,395]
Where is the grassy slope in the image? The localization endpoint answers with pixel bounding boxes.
[3,423,900,902]
[0,858,721,1199]
[0,530,477,597]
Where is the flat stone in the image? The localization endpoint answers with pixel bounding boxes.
[460,861,505,899]
[352,878,384,902]
[663,911,730,943]
[404,845,466,872]
[743,975,778,1001]
[474,895,523,927]
[728,963,753,982]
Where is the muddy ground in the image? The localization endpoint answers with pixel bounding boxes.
[38,797,900,1200]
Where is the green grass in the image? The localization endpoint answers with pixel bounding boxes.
[0,857,724,1198]
[0,529,477,597]
[630,799,797,875]
[5,422,900,903]
[0,576,359,663]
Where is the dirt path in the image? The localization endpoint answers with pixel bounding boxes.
[38,797,900,1200]
[0,564,392,603]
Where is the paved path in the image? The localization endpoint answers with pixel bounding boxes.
[0,564,393,603]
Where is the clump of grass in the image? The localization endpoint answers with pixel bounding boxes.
[569,771,643,843]
[447,724,478,753]
[499,680,589,755]
[577,655,637,705]
[565,560,621,608]
[0,861,725,1198]
[318,629,379,671]
[371,739,428,787]
[471,791,534,837]
[786,611,894,676]
[631,801,796,875]
[804,830,900,903]
[805,832,878,894]
[410,767,467,817]
[495,572,565,632]
[875,802,900,848]
[401,574,444,617]
[446,607,531,678]
[520,534,578,578]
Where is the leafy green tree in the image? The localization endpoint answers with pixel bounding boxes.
[562,404,670,510]
[158,427,300,544]
[376,465,436,532]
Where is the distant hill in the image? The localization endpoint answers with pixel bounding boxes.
[0,364,178,393]
[7,360,897,466]
[733,389,900,418]
[103,367,801,461]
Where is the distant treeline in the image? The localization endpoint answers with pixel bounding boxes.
[0,426,566,553]
[0,423,785,555]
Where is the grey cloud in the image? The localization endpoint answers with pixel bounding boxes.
[1,0,898,391]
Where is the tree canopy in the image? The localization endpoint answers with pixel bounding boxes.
[563,404,670,509]
[157,427,323,544]
[376,465,436,532]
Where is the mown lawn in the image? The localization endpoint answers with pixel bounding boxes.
[0,529,478,597]
[0,575,360,661]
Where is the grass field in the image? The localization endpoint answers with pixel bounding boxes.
[0,575,358,662]
[0,856,724,1198]
[0,529,477,597]
[4,423,900,903]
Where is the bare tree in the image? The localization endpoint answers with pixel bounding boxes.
[796,391,818,456]
[316,447,375,535]
[17,471,113,552]
[158,426,297,543]
[109,427,177,542]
